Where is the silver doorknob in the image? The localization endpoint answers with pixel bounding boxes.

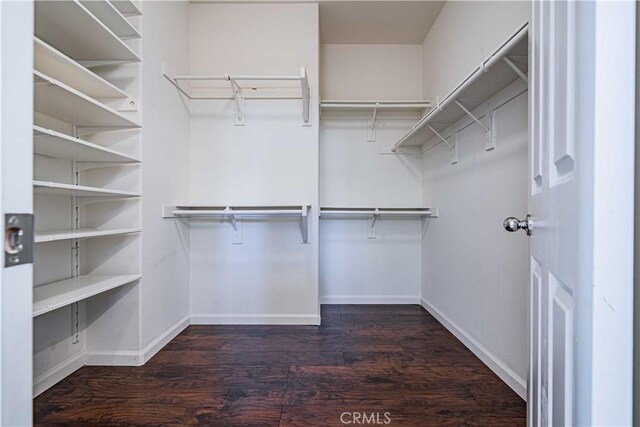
[503,214,532,236]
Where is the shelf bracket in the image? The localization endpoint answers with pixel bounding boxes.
[227,75,245,126]
[452,130,459,165]
[224,207,243,244]
[426,124,454,151]
[367,103,379,142]
[454,99,495,151]
[300,67,311,126]
[368,209,380,239]
[502,56,528,84]
[300,205,310,243]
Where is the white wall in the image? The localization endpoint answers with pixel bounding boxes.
[321,44,422,100]
[188,3,320,324]
[138,1,191,353]
[421,83,528,397]
[319,44,423,304]
[421,1,529,101]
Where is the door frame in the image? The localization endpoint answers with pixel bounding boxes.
[0,0,34,425]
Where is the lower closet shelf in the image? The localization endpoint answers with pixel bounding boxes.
[33,274,141,317]
[34,181,140,198]
[35,228,141,243]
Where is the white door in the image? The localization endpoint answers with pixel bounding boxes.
[0,1,34,425]
[518,1,635,426]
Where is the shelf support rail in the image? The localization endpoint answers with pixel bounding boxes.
[502,56,528,83]
[425,124,454,150]
[453,100,496,150]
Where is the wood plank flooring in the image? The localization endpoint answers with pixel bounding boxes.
[34,305,525,426]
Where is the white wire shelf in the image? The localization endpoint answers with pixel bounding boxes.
[320,207,436,239]
[34,71,140,129]
[34,0,141,66]
[34,38,128,100]
[80,0,141,40]
[110,0,142,17]
[392,22,529,152]
[163,204,312,243]
[162,65,311,125]
[33,274,141,317]
[34,126,139,164]
[34,181,140,199]
[321,100,431,113]
[320,207,437,218]
[35,228,140,243]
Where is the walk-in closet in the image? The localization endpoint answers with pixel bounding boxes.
[1,0,637,425]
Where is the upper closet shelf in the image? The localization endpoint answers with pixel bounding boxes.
[34,38,128,99]
[163,204,312,243]
[34,71,140,129]
[79,0,141,39]
[34,126,139,164]
[162,65,311,125]
[392,22,529,152]
[34,0,141,67]
[110,0,142,17]
[34,181,140,199]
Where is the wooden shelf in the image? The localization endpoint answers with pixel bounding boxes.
[33,181,140,199]
[34,0,140,65]
[34,38,128,99]
[34,71,139,129]
[110,0,142,17]
[80,0,141,40]
[34,126,139,163]
[35,228,140,243]
[33,274,141,317]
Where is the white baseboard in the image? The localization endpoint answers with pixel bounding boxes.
[84,315,191,366]
[33,351,85,397]
[191,313,321,325]
[140,315,190,363]
[85,350,142,366]
[420,298,527,399]
[320,296,421,305]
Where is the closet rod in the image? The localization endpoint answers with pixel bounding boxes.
[391,21,528,152]
[321,103,431,109]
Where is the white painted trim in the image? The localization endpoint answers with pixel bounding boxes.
[33,351,85,397]
[420,298,526,399]
[140,315,190,363]
[84,315,192,366]
[320,296,421,305]
[85,350,141,366]
[191,314,321,325]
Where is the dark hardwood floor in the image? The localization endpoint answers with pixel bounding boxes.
[34,305,525,426]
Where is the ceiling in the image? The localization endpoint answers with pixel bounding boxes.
[319,1,446,44]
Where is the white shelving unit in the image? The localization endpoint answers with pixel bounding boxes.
[163,204,312,243]
[35,228,141,243]
[34,38,128,99]
[391,23,529,152]
[79,0,141,40]
[33,275,141,317]
[31,0,143,383]
[34,0,141,66]
[34,70,139,129]
[34,126,139,163]
[162,66,311,125]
